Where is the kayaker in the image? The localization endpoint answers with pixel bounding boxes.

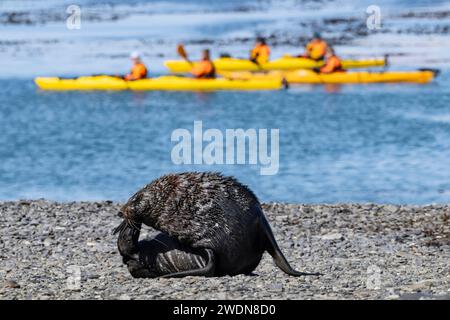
[319,47,344,74]
[250,37,270,64]
[302,32,328,61]
[124,51,148,81]
[191,49,216,79]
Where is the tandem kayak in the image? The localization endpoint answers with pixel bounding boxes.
[219,69,437,84]
[34,75,283,91]
[164,56,386,73]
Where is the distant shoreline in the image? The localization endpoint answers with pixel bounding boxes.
[1,200,449,299]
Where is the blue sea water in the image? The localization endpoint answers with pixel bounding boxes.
[1,73,449,204]
[1,0,450,203]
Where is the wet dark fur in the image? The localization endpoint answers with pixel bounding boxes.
[115,172,319,277]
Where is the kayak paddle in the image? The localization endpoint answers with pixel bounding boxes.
[177,44,192,65]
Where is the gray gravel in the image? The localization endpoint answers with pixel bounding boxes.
[1,200,449,300]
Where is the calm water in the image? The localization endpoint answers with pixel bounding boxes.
[2,0,450,203]
[1,74,449,204]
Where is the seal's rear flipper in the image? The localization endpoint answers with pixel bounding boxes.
[258,210,322,276]
[160,248,216,278]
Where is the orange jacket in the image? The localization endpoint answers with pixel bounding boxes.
[250,44,270,63]
[125,62,147,80]
[306,39,328,60]
[320,55,343,74]
[191,60,216,78]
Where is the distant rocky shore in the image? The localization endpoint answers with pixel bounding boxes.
[0,200,449,300]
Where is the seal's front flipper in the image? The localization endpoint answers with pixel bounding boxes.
[160,248,216,278]
[127,260,158,278]
[116,220,142,263]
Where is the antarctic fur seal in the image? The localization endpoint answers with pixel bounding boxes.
[115,172,319,278]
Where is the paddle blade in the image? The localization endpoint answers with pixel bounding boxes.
[177,43,188,60]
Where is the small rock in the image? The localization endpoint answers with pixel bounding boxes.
[275,215,288,222]
[384,205,399,213]
[405,280,434,291]
[85,272,100,280]
[321,233,344,241]
[269,284,283,292]
[4,280,20,289]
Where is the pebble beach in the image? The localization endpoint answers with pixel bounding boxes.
[1,200,449,300]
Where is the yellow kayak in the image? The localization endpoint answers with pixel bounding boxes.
[34,75,283,91]
[220,69,437,84]
[164,56,386,73]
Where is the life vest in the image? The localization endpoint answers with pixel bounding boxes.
[306,39,328,61]
[191,60,216,79]
[250,44,270,63]
[126,62,147,80]
[320,55,344,74]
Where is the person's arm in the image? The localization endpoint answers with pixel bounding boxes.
[320,58,336,74]
[125,67,137,81]
[250,47,259,61]
[306,42,313,55]
[191,63,206,78]
[125,73,140,81]
[126,65,147,81]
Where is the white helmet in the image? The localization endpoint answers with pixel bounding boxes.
[130,51,141,59]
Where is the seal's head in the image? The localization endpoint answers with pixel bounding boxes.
[118,191,146,230]
[116,178,167,232]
